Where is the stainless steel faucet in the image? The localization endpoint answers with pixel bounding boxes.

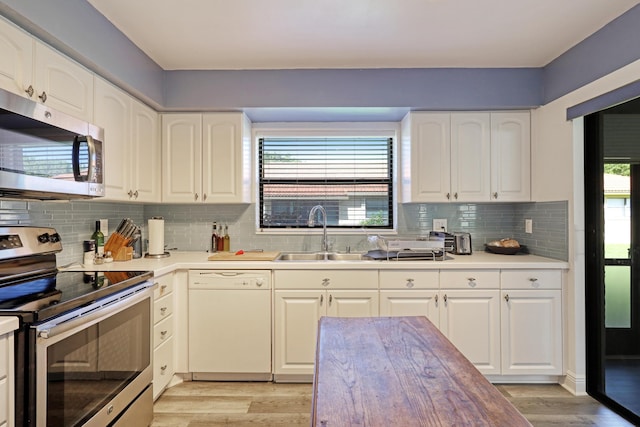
[308,205,329,253]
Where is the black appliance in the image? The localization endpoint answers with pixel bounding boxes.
[0,226,154,426]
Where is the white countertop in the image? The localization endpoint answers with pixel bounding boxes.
[0,316,19,335]
[67,250,569,277]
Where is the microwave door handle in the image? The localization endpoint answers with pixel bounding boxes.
[72,135,96,182]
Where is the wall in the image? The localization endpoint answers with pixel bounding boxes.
[534,58,640,395]
[1,199,567,266]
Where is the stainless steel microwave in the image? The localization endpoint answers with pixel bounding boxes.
[0,88,104,200]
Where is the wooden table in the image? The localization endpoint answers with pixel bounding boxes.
[312,316,532,427]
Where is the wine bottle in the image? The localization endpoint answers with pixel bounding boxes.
[223,224,230,251]
[91,220,104,255]
[211,222,218,252]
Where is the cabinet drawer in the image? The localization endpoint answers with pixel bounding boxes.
[501,270,562,290]
[440,270,499,289]
[153,337,174,398]
[154,274,174,300]
[275,270,378,289]
[154,293,173,324]
[379,270,439,289]
[154,315,173,349]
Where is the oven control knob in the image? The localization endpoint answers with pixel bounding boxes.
[37,233,50,243]
[39,330,50,339]
[49,233,61,243]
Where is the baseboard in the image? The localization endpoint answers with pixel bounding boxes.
[560,370,587,396]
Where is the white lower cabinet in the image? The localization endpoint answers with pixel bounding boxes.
[500,270,563,375]
[439,270,501,375]
[439,289,501,375]
[0,317,18,427]
[273,270,378,379]
[152,273,175,400]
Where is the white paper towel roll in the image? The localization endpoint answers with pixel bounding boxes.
[148,217,165,255]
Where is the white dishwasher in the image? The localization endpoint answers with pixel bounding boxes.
[188,270,272,381]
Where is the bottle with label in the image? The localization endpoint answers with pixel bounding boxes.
[211,222,219,253]
[91,220,104,255]
[223,224,230,251]
[216,223,225,252]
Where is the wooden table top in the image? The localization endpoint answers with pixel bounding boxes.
[312,316,532,427]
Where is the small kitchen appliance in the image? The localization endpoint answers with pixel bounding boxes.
[453,232,473,254]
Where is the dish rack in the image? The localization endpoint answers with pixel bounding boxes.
[371,233,447,261]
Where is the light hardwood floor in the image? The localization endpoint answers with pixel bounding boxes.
[152,381,634,426]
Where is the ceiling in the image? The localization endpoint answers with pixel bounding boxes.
[87,0,638,71]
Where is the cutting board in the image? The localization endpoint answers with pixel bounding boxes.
[207,251,281,261]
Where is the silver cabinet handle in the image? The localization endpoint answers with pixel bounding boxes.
[160,307,167,314]
[194,193,199,201]
[133,190,139,199]
[467,278,477,287]
[454,192,458,199]
[128,190,134,198]
[443,294,448,303]
[493,192,498,199]
[320,294,324,305]
[435,294,438,303]
[203,193,207,201]
[161,330,168,337]
[160,364,167,372]
[446,193,451,200]
[322,278,330,287]
[504,294,510,302]
[406,278,414,288]
[25,85,34,97]
[529,278,538,282]
[38,91,47,103]
[329,294,333,305]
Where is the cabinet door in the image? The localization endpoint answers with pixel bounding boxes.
[380,290,439,327]
[0,17,33,97]
[439,289,500,374]
[451,113,491,202]
[490,112,531,201]
[202,113,251,203]
[94,78,131,201]
[401,113,451,202]
[327,290,379,317]
[274,290,324,376]
[162,114,202,203]
[501,290,562,375]
[34,41,93,121]
[131,100,160,202]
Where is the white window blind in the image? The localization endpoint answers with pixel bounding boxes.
[259,136,393,229]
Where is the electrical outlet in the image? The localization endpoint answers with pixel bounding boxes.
[525,219,533,234]
[433,219,447,232]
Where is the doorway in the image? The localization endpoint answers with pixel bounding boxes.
[585,99,640,424]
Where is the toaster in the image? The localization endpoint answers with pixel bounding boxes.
[453,232,472,254]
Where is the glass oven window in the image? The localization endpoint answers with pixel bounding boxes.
[46,298,150,426]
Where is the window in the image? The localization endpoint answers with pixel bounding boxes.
[259,136,393,229]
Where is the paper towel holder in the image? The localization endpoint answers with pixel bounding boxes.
[145,251,170,258]
[145,216,171,258]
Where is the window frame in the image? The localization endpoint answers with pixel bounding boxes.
[253,123,399,234]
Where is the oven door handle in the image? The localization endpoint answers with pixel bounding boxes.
[36,284,152,341]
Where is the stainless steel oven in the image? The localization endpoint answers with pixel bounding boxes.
[0,226,154,426]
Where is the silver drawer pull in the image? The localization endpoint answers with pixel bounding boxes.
[161,330,168,337]
[160,364,167,372]
[321,278,330,287]
[160,307,168,314]
[406,278,414,288]
[504,294,510,302]
[529,278,538,282]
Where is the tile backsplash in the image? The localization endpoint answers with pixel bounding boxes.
[0,199,568,266]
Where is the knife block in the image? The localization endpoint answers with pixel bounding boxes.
[113,246,133,262]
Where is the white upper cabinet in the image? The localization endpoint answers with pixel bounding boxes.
[0,17,94,122]
[451,113,491,202]
[162,113,252,204]
[95,78,160,202]
[401,113,451,202]
[490,112,531,201]
[33,42,94,122]
[0,16,33,97]
[401,111,530,203]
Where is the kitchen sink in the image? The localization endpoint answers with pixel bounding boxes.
[275,252,372,261]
